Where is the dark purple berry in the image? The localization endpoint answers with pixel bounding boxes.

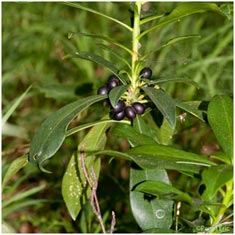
[112,100,126,113]
[112,110,126,120]
[140,67,152,79]
[125,106,136,120]
[97,84,110,95]
[132,102,145,114]
[107,75,121,89]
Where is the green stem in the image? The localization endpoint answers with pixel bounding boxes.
[131,2,142,90]
[209,179,233,233]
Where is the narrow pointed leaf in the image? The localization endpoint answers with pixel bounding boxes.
[95,149,206,174]
[109,85,129,108]
[207,95,233,163]
[67,51,119,78]
[69,32,132,55]
[142,87,176,128]
[2,155,28,190]
[112,123,156,146]
[62,122,109,220]
[134,180,183,196]
[139,3,226,39]
[127,144,214,167]
[64,2,132,32]
[28,95,107,173]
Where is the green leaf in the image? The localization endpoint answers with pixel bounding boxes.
[69,32,132,56]
[66,118,130,137]
[176,100,205,121]
[159,118,175,145]
[62,122,109,220]
[127,144,214,167]
[64,2,132,32]
[112,123,156,146]
[142,87,176,128]
[66,51,120,79]
[202,165,233,201]
[97,43,131,69]
[207,95,233,164]
[109,84,129,108]
[2,184,46,208]
[2,85,32,124]
[139,3,226,39]
[134,180,183,196]
[95,148,206,174]
[142,34,201,61]
[2,155,28,190]
[130,168,173,230]
[28,95,107,173]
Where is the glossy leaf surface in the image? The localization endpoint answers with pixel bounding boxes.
[29,95,107,172]
[127,144,214,167]
[113,123,156,146]
[109,85,129,108]
[62,122,109,220]
[130,168,173,230]
[142,87,176,128]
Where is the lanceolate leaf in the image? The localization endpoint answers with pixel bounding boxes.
[62,122,110,220]
[95,147,210,174]
[109,85,129,108]
[130,168,173,230]
[112,123,156,146]
[207,95,233,164]
[2,155,28,190]
[134,180,183,196]
[142,34,201,61]
[67,51,120,79]
[69,32,133,56]
[142,87,176,128]
[127,144,214,167]
[28,95,107,173]
[64,2,132,32]
[139,3,226,39]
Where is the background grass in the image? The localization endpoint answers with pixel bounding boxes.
[2,2,233,233]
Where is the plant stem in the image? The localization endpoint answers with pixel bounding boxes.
[209,179,233,233]
[131,2,142,90]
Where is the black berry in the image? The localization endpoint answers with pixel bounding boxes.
[97,84,110,95]
[111,110,126,120]
[107,75,121,89]
[112,100,126,113]
[125,106,136,120]
[140,67,152,79]
[132,102,145,114]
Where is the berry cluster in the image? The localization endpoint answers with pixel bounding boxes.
[97,68,152,121]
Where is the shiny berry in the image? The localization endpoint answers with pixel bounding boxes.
[111,110,125,120]
[125,106,136,120]
[140,67,152,79]
[97,84,110,95]
[132,102,145,114]
[112,100,126,113]
[107,75,121,89]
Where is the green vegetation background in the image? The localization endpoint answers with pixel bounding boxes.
[2,2,233,233]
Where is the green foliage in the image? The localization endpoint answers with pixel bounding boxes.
[2,1,233,233]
